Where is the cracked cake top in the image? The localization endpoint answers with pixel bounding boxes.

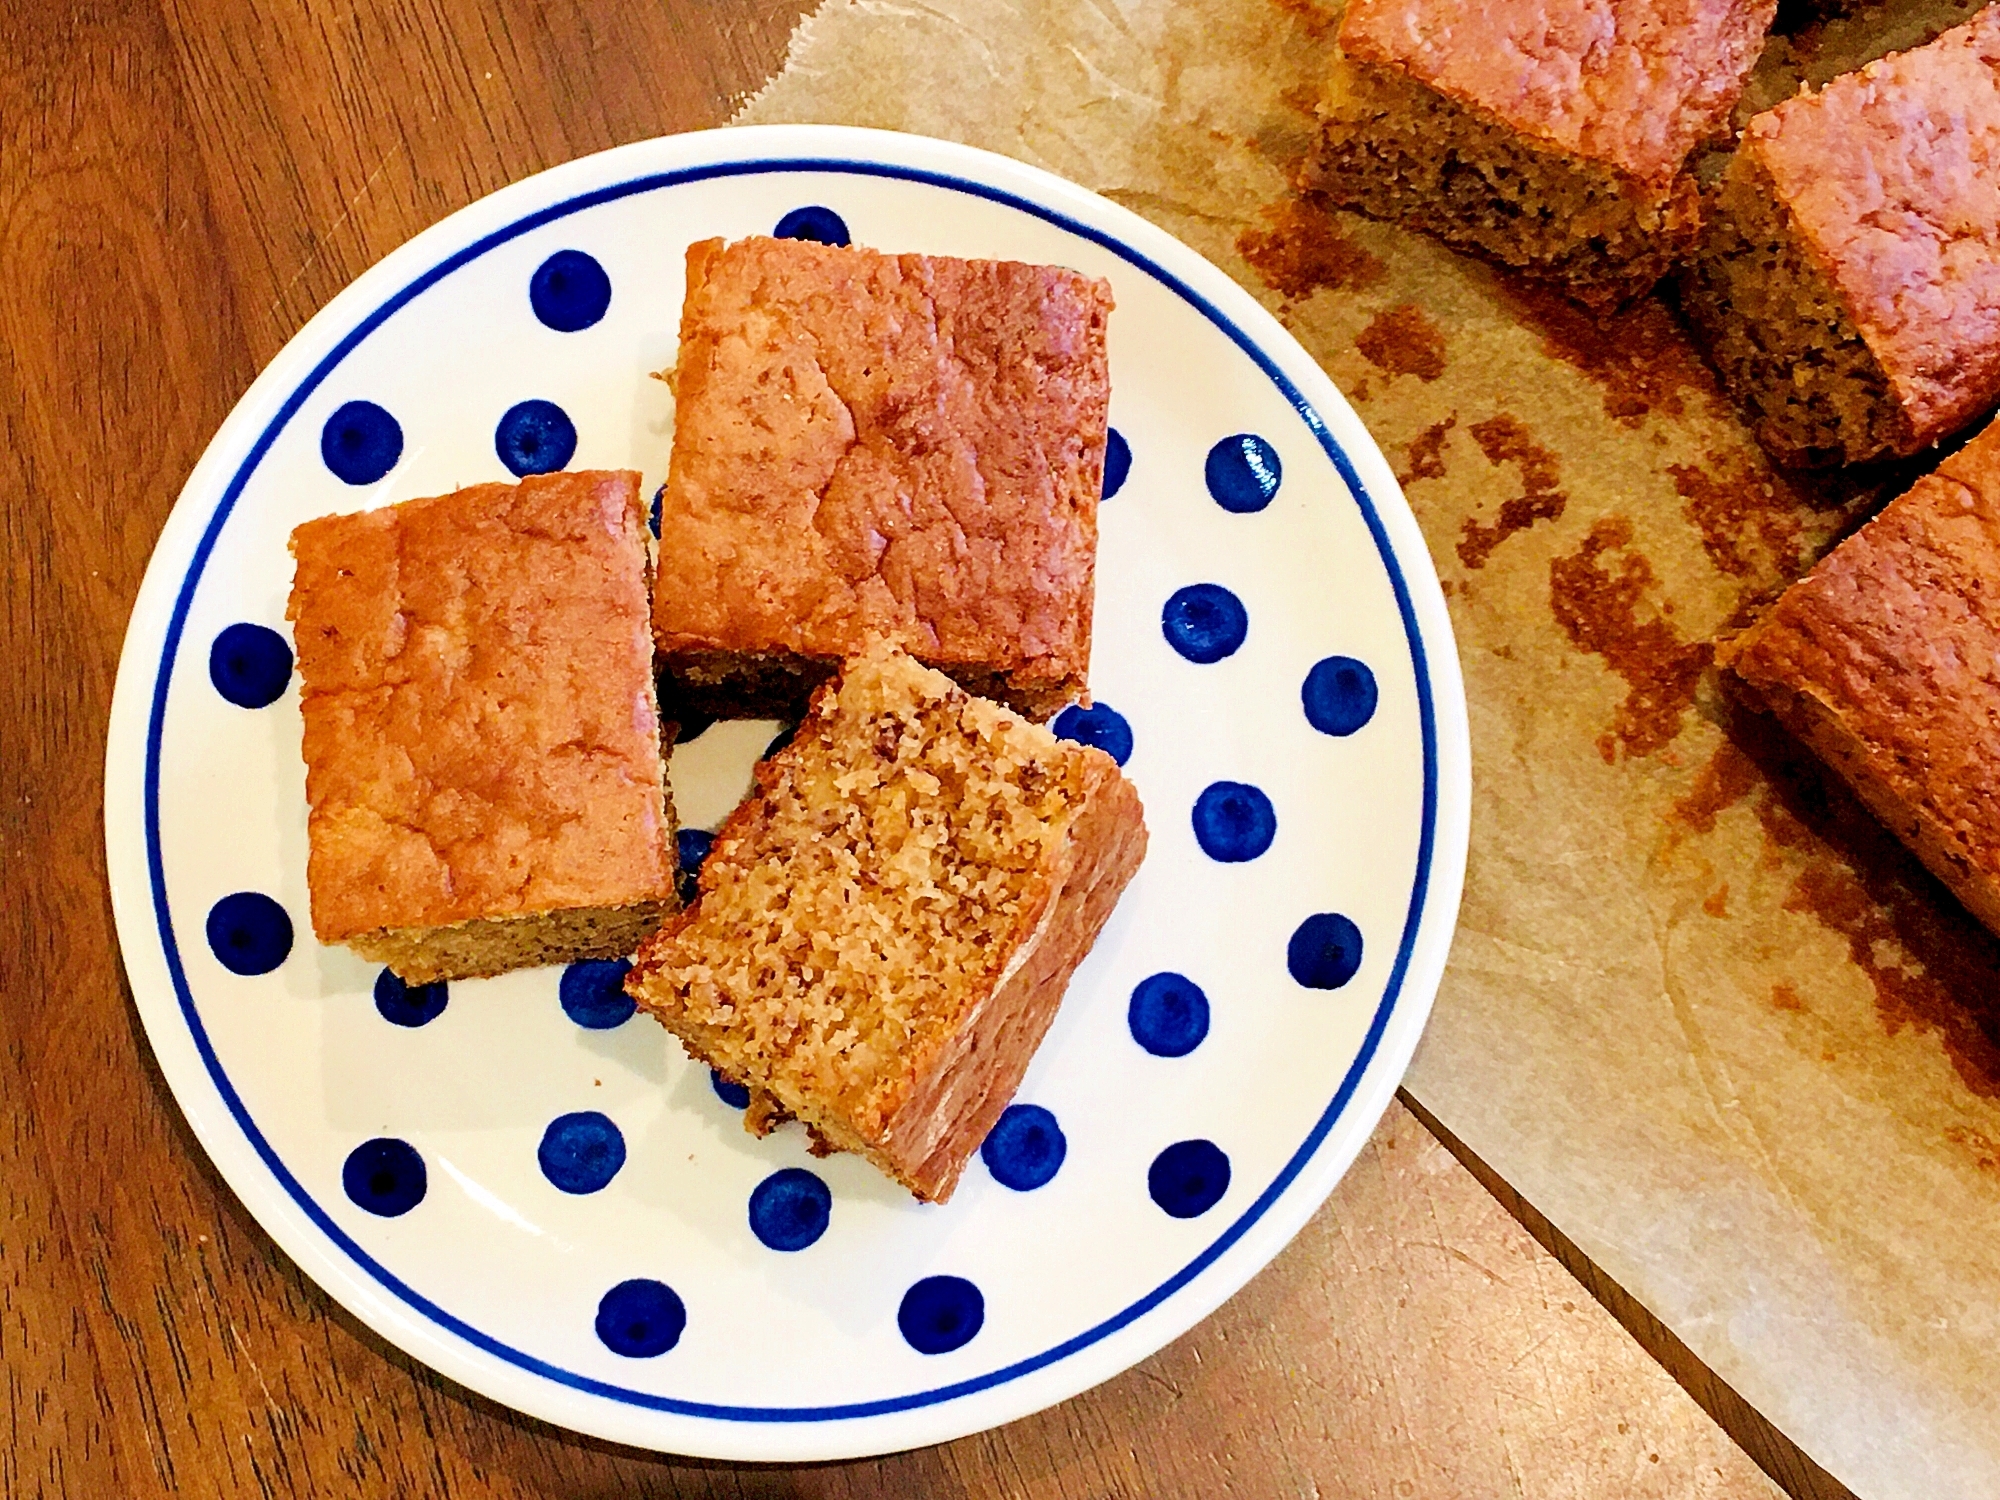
[287,469,674,941]
[1338,0,1774,186]
[651,236,1111,715]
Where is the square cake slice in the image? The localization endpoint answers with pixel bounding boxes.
[1308,0,1775,309]
[288,469,678,983]
[625,642,1147,1202]
[1682,7,2000,466]
[1720,416,2000,934]
[653,235,1112,722]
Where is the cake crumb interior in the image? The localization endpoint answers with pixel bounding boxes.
[637,649,1090,1150]
[1680,153,1904,466]
[1312,59,1700,308]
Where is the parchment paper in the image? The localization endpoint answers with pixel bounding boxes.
[739,4,2000,1494]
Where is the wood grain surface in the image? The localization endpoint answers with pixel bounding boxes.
[0,0,1825,1493]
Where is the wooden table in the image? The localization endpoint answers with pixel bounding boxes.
[0,2,1849,1494]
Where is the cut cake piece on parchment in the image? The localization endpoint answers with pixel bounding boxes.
[1309,0,1776,310]
[1721,415,2000,934]
[1682,5,2000,467]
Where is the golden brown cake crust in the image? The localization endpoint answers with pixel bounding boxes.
[1337,0,1774,186]
[1741,8,2000,452]
[288,469,675,944]
[653,237,1111,719]
[1720,418,2000,930]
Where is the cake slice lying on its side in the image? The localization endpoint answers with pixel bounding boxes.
[653,235,1112,722]
[288,469,679,984]
[1681,7,2000,467]
[1720,416,2000,934]
[1308,0,1775,310]
[626,642,1147,1203]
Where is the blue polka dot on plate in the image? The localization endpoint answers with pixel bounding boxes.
[495,399,576,477]
[205,892,292,976]
[560,959,635,1030]
[773,205,851,246]
[320,400,402,486]
[1128,973,1209,1058]
[710,1070,750,1110]
[1162,584,1248,665]
[1303,656,1379,737]
[898,1275,983,1355]
[1191,782,1275,863]
[1205,434,1281,513]
[374,968,447,1028]
[1102,427,1131,499]
[1148,1139,1230,1219]
[649,483,664,538]
[529,249,611,332]
[1288,913,1364,990]
[676,828,714,906]
[208,623,292,709]
[538,1111,626,1194]
[1052,702,1132,766]
[981,1104,1066,1191]
[343,1137,427,1217]
[596,1278,686,1358]
[748,1168,832,1251]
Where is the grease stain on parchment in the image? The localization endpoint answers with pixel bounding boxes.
[1235,194,1383,306]
[1397,415,1456,489]
[1494,284,1717,427]
[1944,1124,2000,1175]
[1355,303,1447,382]
[1668,720,2000,1101]
[1458,415,1567,570]
[1667,451,1811,584]
[1671,739,1762,836]
[1548,519,1711,762]
[1668,444,1906,605]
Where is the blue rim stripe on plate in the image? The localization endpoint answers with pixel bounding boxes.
[142,156,1440,1422]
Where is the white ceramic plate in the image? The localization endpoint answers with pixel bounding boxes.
[104,125,1470,1460]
